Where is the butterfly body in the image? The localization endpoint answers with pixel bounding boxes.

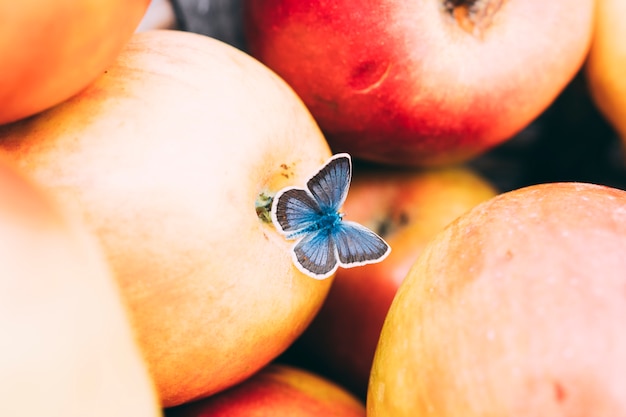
[271,153,390,280]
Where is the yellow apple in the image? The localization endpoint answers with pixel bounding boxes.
[586,0,626,143]
[0,30,333,407]
[0,152,160,416]
[165,364,365,417]
[368,182,626,416]
[288,166,497,398]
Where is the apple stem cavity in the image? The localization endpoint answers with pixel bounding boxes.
[443,0,504,36]
[255,191,274,223]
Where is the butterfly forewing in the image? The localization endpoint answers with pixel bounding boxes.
[334,221,391,267]
[306,154,351,213]
[293,230,339,279]
[272,188,322,235]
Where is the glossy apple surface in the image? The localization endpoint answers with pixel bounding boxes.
[368,182,626,416]
[244,0,594,166]
[289,166,497,398]
[165,364,365,417]
[0,153,160,417]
[0,29,333,407]
[0,0,150,124]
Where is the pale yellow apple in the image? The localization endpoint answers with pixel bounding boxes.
[0,30,333,407]
[368,182,626,416]
[0,152,160,416]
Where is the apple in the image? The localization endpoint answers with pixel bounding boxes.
[286,165,497,398]
[585,0,626,143]
[0,0,150,125]
[0,152,160,416]
[368,182,626,416]
[243,0,595,166]
[165,364,365,417]
[0,30,334,407]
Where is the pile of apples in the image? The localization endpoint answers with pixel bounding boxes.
[2,0,626,416]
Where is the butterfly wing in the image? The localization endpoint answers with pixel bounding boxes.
[306,153,352,213]
[333,221,391,267]
[292,229,339,280]
[271,187,321,237]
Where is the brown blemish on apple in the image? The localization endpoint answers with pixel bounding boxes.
[279,162,294,179]
[444,0,505,37]
[348,60,391,93]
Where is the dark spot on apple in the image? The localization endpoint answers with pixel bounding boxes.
[348,59,390,92]
[255,191,274,223]
[443,0,504,36]
[375,218,393,237]
[553,381,567,403]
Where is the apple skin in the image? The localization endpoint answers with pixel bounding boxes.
[287,166,497,398]
[0,0,150,125]
[0,152,160,417]
[368,182,626,416]
[165,364,365,417]
[585,0,626,143]
[0,30,334,407]
[243,0,595,166]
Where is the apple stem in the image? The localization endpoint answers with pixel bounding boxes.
[255,191,274,223]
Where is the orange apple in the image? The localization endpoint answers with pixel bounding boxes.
[0,152,160,416]
[288,165,497,398]
[165,364,365,417]
[243,0,595,166]
[585,0,626,143]
[0,0,150,125]
[368,182,626,416]
[0,30,334,407]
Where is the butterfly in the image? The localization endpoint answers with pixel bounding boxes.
[271,153,391,280]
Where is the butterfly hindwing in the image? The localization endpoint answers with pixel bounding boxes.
[306,153,351,213]
[333,221,391,267]
[292,230,338,279]
[272,187,321,236]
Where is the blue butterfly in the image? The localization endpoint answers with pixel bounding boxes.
[271,153,391,280]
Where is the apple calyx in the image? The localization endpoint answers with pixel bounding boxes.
[443,0,505,37]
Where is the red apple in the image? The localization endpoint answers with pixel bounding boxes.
[0,0,150,125]
[243,0,594,166]
[0,152,160,416]
[287,165,497,398]
[165,364,365,417]
[368,182,626,416]
[0,30,334,407]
